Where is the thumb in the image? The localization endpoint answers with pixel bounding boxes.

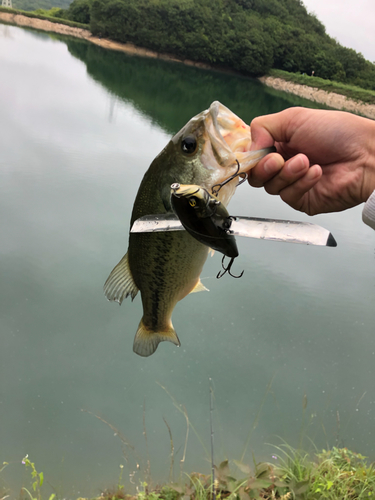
[250,109,293,151]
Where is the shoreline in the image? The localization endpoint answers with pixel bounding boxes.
[2,11,375,120]
[259,76,375,120]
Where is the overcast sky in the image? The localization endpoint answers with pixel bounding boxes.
[302,0,375,63]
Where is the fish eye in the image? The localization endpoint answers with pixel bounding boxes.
[181,135,197,155]
[189,197,197,207]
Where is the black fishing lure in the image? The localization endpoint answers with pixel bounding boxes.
[170,183,244,279]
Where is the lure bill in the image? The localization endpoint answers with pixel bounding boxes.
[131,212,337,247]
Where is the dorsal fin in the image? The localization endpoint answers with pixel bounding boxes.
[103,252,139,304]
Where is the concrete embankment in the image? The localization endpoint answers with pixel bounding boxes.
[0,11,91,39]
[1,11,374,119]
[259,76,375,120]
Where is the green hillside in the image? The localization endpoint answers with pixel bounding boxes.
[87,0,375,91]
[11,0,375,92]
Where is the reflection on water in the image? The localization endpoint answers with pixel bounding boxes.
[0,23,374,498]
[65,36,329,135]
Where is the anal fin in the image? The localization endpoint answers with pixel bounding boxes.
[189,279,209,294]
[103,252,139,304]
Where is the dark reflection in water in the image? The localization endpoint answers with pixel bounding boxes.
[65,38,326,134]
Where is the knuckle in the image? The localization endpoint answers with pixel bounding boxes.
[248,179,264,188]
[264,183,280,195]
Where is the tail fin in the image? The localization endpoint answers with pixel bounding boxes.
[133,319,180,357]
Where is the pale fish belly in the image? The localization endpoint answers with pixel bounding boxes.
[129,229,209,333]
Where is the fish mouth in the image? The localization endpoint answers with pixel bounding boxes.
[200,101,273,204]
[204,101,270,178]
[207,101,251,167]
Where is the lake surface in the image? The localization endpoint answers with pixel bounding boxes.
[1,23,375,498]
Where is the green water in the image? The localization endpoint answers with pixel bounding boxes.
[1,23,375,498]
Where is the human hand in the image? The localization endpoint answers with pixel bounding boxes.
[248,107,375,215]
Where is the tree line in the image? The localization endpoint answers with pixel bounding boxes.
[29,0,375,90]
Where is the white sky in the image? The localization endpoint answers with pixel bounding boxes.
[302,0,375,63]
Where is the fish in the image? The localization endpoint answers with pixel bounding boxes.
[103,101,273,357]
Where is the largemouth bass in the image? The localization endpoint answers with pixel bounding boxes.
[104,101,272,357]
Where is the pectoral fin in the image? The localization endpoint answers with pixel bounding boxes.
[103,252,139,304]
[189,279,209,293]
[133,319,180,357]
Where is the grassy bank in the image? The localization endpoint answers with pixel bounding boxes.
[10,446,375,500]
[100,447,375,500]
[269,69,375,106]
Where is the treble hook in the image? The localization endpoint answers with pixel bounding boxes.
[212,160,248,196]
[216,255,244,279]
